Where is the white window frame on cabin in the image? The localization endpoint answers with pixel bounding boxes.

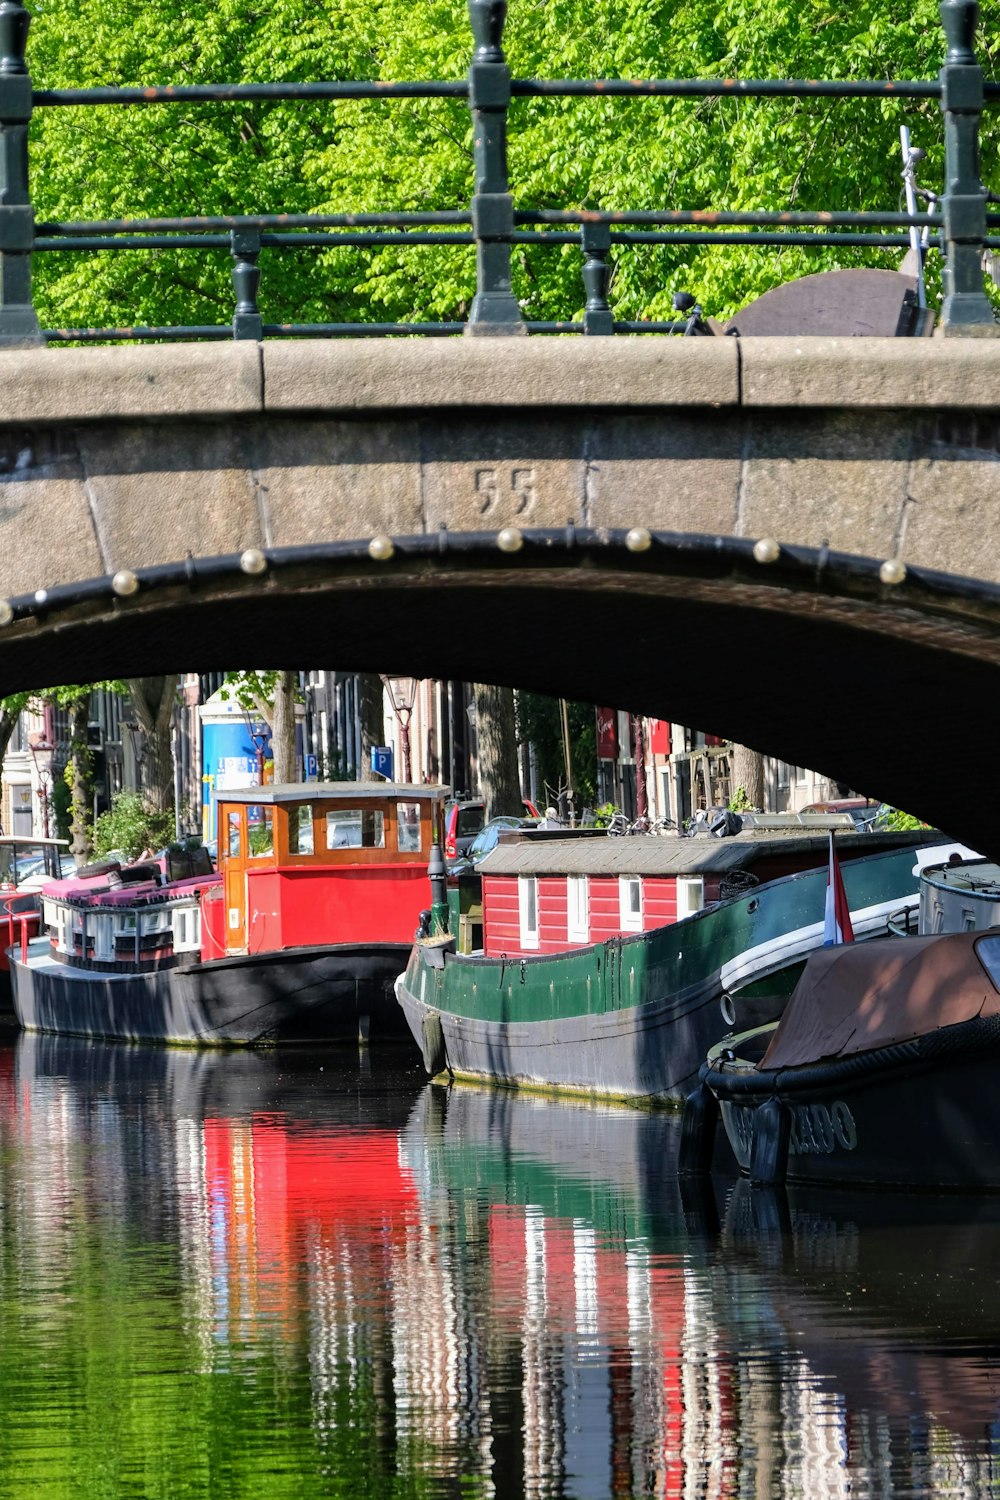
[676,876,705,920]
[518,875,540,950]
[567,875,590,944]
[619,874,644,933]
[173,903,202,953]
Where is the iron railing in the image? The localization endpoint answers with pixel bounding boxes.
[0,0,996,344]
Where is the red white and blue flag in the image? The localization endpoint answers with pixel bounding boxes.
[823,831,855,946]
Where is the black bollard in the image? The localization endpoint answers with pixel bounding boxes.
[427,840,449,936]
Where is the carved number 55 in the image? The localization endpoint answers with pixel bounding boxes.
[476,467,536,516]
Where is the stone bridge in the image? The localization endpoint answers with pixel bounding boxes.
[3,335,1000,850]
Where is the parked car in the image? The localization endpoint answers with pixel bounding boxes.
[444,797,540,864]
[447,815,541,880]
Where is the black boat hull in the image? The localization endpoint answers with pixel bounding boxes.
[10,938,413,1046]
[715,1031,1000,1189]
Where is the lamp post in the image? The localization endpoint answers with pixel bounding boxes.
[27,730,53,838]
[380,675,419,783]
[243,714,271,785]
[122,719,146,794]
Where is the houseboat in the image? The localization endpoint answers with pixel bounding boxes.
[694,928,1000,1190]
[0,836,72,1012]
[395,820,958,1104]
[10,783,448,1046]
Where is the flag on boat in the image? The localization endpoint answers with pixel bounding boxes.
[823,831,855,946]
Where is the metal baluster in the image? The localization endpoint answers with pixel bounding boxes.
[581,221,613,334]
[0,0,39,345]
[939,0,997,332]
[231,229,263,340]
[465,0,524,334]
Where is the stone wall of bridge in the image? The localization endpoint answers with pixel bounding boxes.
[1,336,999,602]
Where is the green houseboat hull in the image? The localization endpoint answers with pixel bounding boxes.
[395,842,945,1105]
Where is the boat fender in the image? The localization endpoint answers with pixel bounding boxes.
[421,1009,447,1077]
[678,1078,720,1176]
[75,859,121,879]
[749,1097,791,1187]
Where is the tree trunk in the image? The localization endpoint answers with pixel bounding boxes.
[730,743,766,812]
[474,683,521,820]
[127,676,177,815]
[67,694,93,862]
[357,673,385,782]
[270,670,297,783]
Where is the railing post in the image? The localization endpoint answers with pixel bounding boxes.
[0,0,40,346]
[939,0,998,332]
[581,220,614,334]
[465,0,524,335]
[231,229,263,341]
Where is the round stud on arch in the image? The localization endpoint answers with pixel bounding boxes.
[368,535,395,561]
[497,526,523,553]
[879,557,907,586]
[625,527,652,553]
[111,570,139,598]
[752,537,780,565]
[239,548,268,576]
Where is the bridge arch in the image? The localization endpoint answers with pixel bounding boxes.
[1,338,999,851]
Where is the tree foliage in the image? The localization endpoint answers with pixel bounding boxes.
[92,791,174,862]
[518,693,597,810]
[24,0,1000,330]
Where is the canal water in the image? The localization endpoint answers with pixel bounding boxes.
[0,1036,997,1498]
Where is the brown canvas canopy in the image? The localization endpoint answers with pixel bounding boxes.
[761,931,1000,1070]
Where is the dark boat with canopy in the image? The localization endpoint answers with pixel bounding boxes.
[685,930,1000,1189]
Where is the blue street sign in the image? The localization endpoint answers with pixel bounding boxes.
[372,745,394,780]
[304,754,318,781]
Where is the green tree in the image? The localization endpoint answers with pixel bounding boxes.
[38,682,126,860]
[92,791,174,863]
[517,694,598,812]
[23,0,997,332]
[219,670,299,782]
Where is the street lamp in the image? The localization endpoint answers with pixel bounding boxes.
[243,713,271,785]
[380,675,419,784]
[27,730,54,838]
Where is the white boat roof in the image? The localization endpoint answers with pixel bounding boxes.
[213,781,450,806]
[0,836,69,848]
[920,856,1000,896]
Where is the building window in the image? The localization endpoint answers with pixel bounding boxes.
[518,876,539,949]
[567,875,589,944]
[619,875,643,932]
[676,877,704,920]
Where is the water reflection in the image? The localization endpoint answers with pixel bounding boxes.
[0,1035,998,1497]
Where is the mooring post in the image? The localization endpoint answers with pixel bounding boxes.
[465,0,525,334]
[0,0,40,346]
[231,229,263,341]
[938,0,998,332]
[581,220,614,334]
